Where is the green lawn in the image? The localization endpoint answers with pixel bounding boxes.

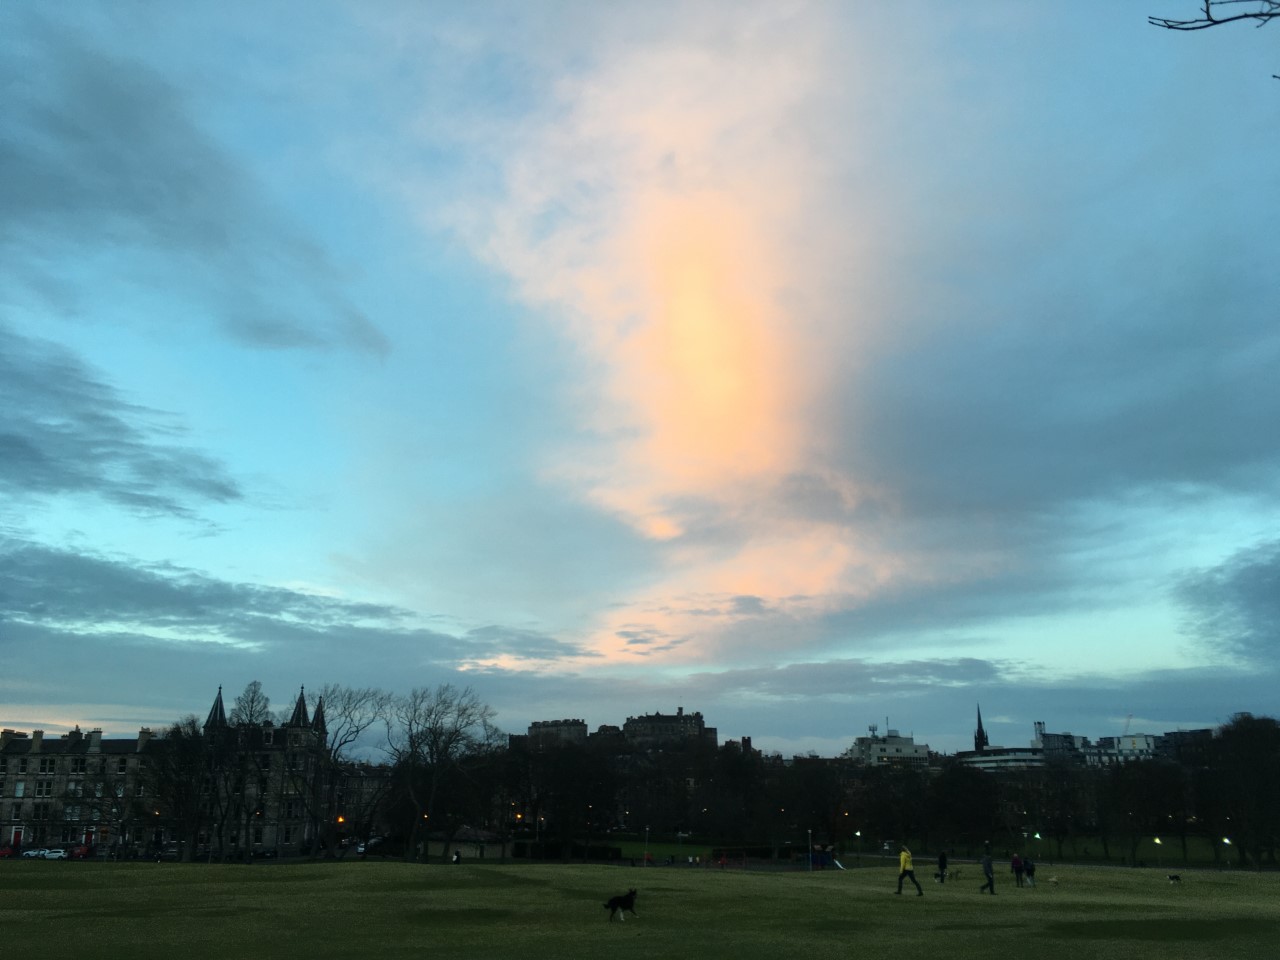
[2,859,1276,960]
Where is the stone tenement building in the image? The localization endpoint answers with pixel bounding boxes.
[0,687,376,857]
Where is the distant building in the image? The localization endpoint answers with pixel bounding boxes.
[527,719,588,747]
[848,725,930,767]
[0,687,387,859]
[955,744,1045,771]
[622,707,717,749]
[1156,728,1214,764]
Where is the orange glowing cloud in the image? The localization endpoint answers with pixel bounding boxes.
[438,6,906,666]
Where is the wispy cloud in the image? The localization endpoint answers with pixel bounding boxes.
[0,325,241,517]
[1,14,387,356]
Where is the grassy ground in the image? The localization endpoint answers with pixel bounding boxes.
[2,859,1276,960]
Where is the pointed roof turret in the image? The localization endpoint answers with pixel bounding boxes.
[286,686,310,728]
[204,686,228,733]
[311,696,327,737]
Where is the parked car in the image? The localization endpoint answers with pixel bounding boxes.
[21,848,49,859]
[0,846,16,859]
[67,845,91,860]
[43,848,69,860]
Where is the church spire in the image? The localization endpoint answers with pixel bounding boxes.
[974,703,989,752]
[204,686,228,733]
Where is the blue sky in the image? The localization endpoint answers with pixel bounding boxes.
[2,1,1277,755]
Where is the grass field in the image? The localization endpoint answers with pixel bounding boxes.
[3,859,1277,960]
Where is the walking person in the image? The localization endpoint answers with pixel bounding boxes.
[895,845,924,896]
[979,848,996,894]
[937,849,948,884]
[1023,856,1036,887]
[1011,852,1024,888]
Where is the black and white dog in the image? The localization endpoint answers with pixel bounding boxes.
[1167,874,1182,884]
[604,888,639,921]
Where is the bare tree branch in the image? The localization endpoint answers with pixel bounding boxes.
[1150,0,1280,30]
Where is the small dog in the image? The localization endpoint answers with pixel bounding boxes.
[604,888,639,921]
[1167,874,1182,884]
[1046,876,1060,886]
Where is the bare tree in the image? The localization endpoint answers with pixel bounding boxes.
[1150,0,1280,30]
[299,684,393,858]
[144,716,219,861]
[384,684,497,862]
[229,680,272,726]
[1150,1,1280,77]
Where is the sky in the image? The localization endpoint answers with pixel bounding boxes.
[2,1,1278,757]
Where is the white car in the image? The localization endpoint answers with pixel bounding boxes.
[21,848,49,859]
[43,848,69,860]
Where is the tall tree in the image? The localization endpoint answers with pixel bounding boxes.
[229,680,272,726]
[144,716,215,860]
[383,684,497,862]
[302,684,392,858]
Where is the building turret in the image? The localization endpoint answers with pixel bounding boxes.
[311,696,327,737]
[286,687,310,728]
[204,686,228,733]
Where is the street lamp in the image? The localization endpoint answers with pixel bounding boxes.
[808,829,813,872]
[644,826,650,866]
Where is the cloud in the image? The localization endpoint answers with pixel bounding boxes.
[0,13,388,356]
[1177,539,1280,665]
[0,324,241,517]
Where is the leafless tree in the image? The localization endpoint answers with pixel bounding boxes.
[1150,1,1280,76]
[300,684,393,857]
[229,680,272,726]
[384,684,497,862]
[1150,0,1280,30]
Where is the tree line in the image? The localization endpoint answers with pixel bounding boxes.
[145,688,1278,869]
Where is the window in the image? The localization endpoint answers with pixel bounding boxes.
[281,826,294,843]
[64,804,80,822]
[116,759,127,775]
[34,781,53,798]
[66,781,83,798]
[32,802,50,822]
[17,759,27,774]
[283,800,299,818]
[71,758,87,774]
[13,782,24,799]
[252,826,263,843]
[38,758,56,774]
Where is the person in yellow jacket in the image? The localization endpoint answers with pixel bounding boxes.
[896,845,924,896]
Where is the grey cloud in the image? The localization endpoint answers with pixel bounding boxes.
[0,325,242,516]
[0,15,388,356]
[1177,538,1280,664]
[463,624,588,661]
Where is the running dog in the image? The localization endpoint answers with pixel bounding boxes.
[1167,874,1182,884]
[604,888,639,921]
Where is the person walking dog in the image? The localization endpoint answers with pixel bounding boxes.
[895,845,924,896]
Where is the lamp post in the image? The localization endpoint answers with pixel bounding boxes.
[808,829,813,872]
[644,826,650,867]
